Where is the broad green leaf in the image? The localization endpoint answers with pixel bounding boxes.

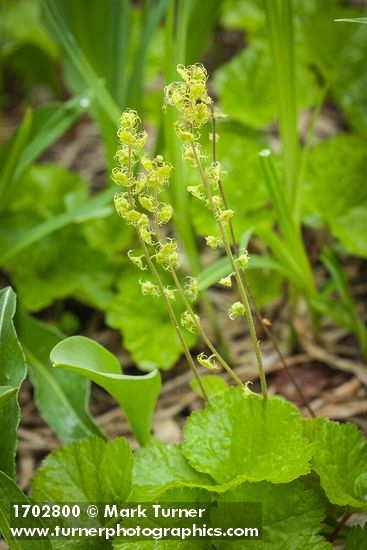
[0,470,52,549]
[190,125,269,239]
[114,539,207,549]
[212,481,328,549]
[182,387,312,486]
[0,287,26,478]
[4,222,116,311]
[106,269,196,371]
[3,0,59,60]
[130,440,214,500]
[114,488,212,549]
[82,211,134,256]
[32,436,132,549]
[190,375,228,399]
[0,386,18,408]
[0,164,117,311]
[295,1,360,81]
[303,134,367,257]
[15,312,104,444]
[50,336,161,445]
[6,163,88,218]
[32,435,133,501]
[245,264,284,308]
[346,524,367,549]
[289,1,367,136]
[220,0,264,33]
[0,186,115,265]
[213,39,318,129]
[304,419,367,510]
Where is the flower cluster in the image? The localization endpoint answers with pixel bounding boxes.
[113,109,201,310]
[164,64,235,267]
[197,352,219,370]
[164,64,212,136]
[113,109,182,298]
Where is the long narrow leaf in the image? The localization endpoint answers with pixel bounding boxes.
[0,109,32,211]
[15,92,91,181]
[0,288,26,478]
[41,0,120,124]
[126,0,165,106]
[16,312,105,444]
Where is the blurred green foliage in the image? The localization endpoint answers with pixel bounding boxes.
[1,0,367,371]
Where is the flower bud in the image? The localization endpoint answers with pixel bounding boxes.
[139,195,156,213]
[205,235,223,249]
[205,162,222,187]
[135,173,147,194]
[139,279,160,297]
[181,143,206,167]
[140,228,155,246]
[228,301,245,320]
[181,311,199,333]
[127,250,146,271]
[118,109,140,129]
[187,186,205,201]
[219,275,232,287]
[163,287,177,301]
[217,208,234,224]
[117,129,136,145]
[235,250,249,269]
[185,277,199,302]
[197,352,219,370]
[174,121,195,142]
[114,192,129,216]
[112,167,129,186]
[123,210,143,225]
[115,146,130,166]
[158,203,173,224]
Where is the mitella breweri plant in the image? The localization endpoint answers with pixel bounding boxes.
[112,63,267,402]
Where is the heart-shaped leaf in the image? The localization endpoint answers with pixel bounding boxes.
[50,336,161,445]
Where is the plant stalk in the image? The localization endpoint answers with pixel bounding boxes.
[126,148,208,401]
[191,143,268,402]
[168,266,245,388]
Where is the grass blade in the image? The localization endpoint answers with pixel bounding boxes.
[0,109,32,211]
[264,0,300,220]
[126,0,166,106]
[41,0,121,124]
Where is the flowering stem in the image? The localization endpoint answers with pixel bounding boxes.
[191,143,268,402]
[125,148,208,401]
[210,105,237,249]
[138,234,208,401]
[168,266,245,388]
[210,107,314,415]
